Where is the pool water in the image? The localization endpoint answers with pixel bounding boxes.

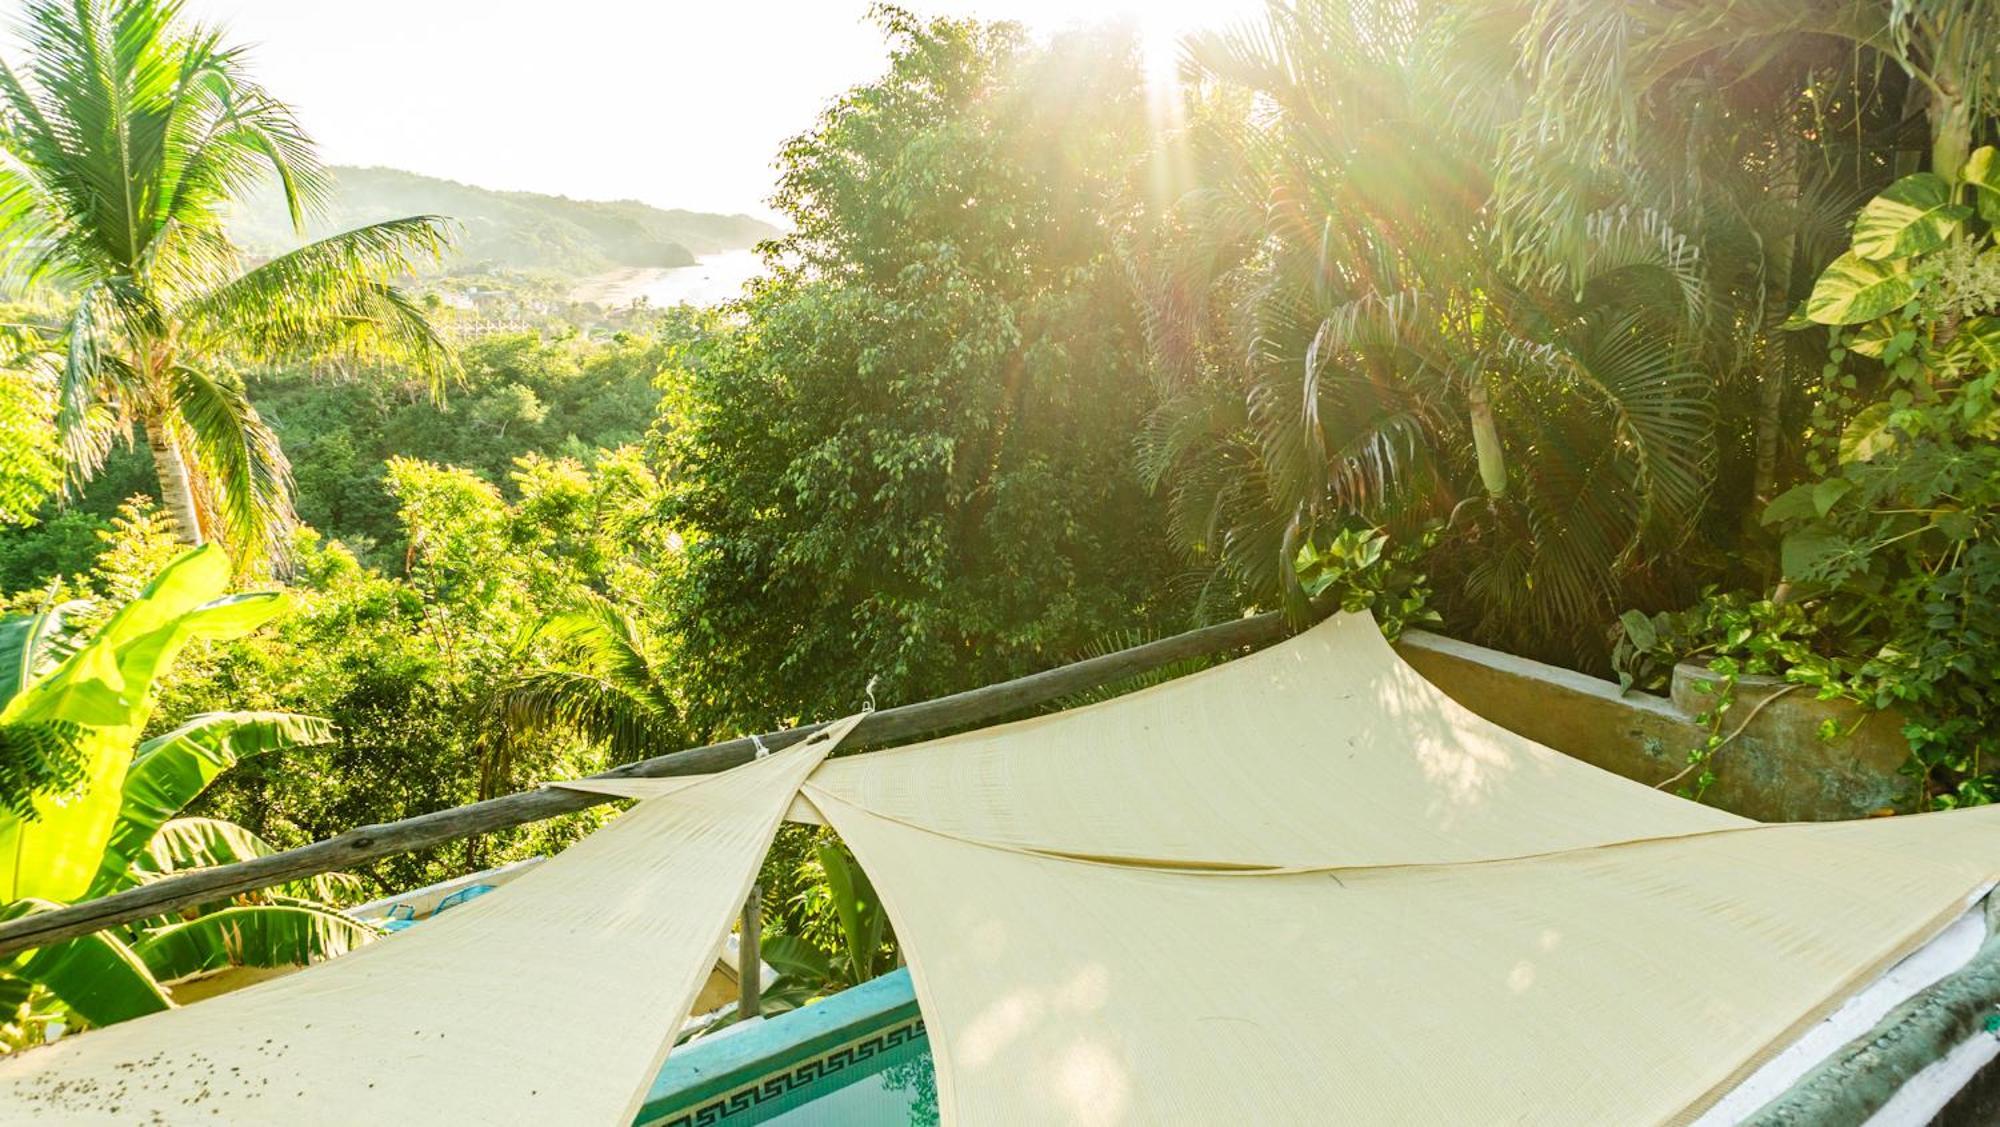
[636,970,940,1126]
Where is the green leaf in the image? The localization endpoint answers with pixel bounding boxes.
[0,602,82,712]
[88,713,332,898]
[1838,403,1899,465]
[816,842,884,985]
[759,932,832,985]
[1762,483,1820,527]
[1812,476,1855,515]
[138,817,276,873]
[1844,319,1898,359]
[1781,527,1850,581]
[1806,254,1922,326]
[132,904,375,984]
[5,899,171,1026]
[1947,316,2000,374]
[1617,609,1657,652]
[1850,173,1972,260]
[1963,146,2000,223]
[0,547,285,902]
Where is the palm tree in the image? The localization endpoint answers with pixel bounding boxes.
[1498,0,1994,525]
[0,0,455,566]
[1136,0,1716,663]
[482,594,684,800]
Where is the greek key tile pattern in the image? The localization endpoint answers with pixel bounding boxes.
[657,1017,928,1126]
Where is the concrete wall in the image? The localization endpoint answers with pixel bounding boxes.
[1394,630,1916,823]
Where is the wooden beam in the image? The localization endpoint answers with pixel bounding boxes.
[0,610,1295,960]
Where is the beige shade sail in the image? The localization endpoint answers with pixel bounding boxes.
[804,614,1747,869]
[809,787,2000,1126]
[0,715,860,1126]
[11,607,2000,1126]
[556,775,826,825]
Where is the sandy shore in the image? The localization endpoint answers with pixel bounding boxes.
[568,267,662,306]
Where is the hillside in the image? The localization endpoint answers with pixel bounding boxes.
[229,166,780,275]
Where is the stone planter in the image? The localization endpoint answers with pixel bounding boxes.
[1669,662,1913,812]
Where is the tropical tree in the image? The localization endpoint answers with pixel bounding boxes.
[0,0,455,567]
[0,326,62,528]
[1498,0,1993,531]
[1136,0,1718,663]
[0,547,370,1043]
[655,11,1188,732]
[485,593,684,798]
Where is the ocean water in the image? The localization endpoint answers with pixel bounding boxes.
[613,248,767,308]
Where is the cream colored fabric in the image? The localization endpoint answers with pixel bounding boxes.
[0,714,861,1125]
[805,613,1746,869]
[557,774,827,825]
[13,607,2000,1125]
[809,788,2000,1126]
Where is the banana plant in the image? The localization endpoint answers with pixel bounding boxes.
[761,841,897,1010]
[0,547,374,1037]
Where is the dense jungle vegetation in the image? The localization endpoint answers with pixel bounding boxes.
[3,0,2000,1029]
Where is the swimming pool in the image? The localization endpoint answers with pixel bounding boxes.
[635,969,937,1126]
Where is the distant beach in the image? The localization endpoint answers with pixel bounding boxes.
[571,248,766,308]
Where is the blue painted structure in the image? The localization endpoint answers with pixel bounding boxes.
[635,969,934,1125]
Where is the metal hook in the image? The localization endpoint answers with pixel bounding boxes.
[863,675,879,714]
[750,733,771,759]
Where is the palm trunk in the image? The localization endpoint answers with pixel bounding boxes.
[1469,377,1506,498]
[144,415,204,546]
[1929,74,1972,180]
[1751,138,1800,512]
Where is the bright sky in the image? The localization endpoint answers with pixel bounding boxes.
[0,1,1265,222]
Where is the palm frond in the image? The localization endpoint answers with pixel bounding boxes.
[180,216,457,389]
[493,596,681,764]
[168,363,292,563]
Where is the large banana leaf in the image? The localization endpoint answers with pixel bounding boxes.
[129,817,362,905]
[3,900,171,1028]
[132,904,375,984]
[0,601,83,711]
[817,842,887,985]
[87,712,334,899]
[760,932,833,984]
[139,816,278,873]
[0,547,285,902]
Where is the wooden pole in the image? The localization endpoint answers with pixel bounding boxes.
[0,610,1295,960]
[739,884,763,1020]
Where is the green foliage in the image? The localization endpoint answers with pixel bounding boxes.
[492,594,685,769]
[257,329,672,570]
[175,447,672,895]
[761,837,897,1008]
[1764,155,2000,806]
[1626,153,2000,807]
[1612,591,1845,799]
[0,329,61,527]
[0,547,362,1041]
[1135,0,1723,666]
[655,11,1188,733]
[1292,527,1441,642]
[0,0,454,564]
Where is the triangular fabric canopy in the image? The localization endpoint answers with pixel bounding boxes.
[0,716,860,1124]
[3,614,1999,1124]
